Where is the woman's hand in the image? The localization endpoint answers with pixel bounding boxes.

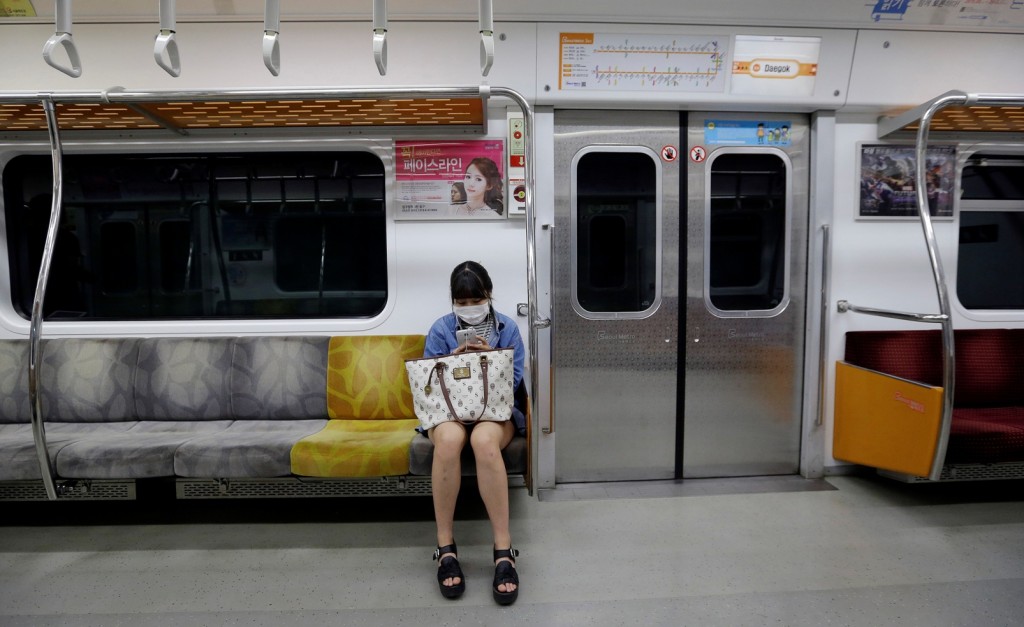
[453,338,492,354]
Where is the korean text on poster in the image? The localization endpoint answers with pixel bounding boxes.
[395,140,507,220]
[859,144,956,219]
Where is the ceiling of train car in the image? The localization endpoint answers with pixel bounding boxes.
[2,0,1022,34]
[0,97,486,133]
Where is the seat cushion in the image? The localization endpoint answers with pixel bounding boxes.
[408,433,528,476]
[55,421,231,479]
[291,419,419,477]
[134,338,234,420]
[40,338,140,422]
[0,422,137,480]
[326,335,425,420]
[0,341,30,424]
[230,337,329,420]
[947,407,1024,464]
[175,419,327,477]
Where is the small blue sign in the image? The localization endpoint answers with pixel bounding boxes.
[872,0,910,22]
[704,120,792,146]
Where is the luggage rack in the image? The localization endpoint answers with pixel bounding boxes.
[837,90,1024,481]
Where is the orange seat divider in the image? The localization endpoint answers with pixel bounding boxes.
[834,361,944,477]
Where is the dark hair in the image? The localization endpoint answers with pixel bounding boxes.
[450,261,493,302]
[451,182,467,203]
[468,157,505,215]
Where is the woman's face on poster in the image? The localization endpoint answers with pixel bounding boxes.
[464,163,490,202]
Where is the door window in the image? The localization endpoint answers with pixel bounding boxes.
[705,150,791,316]
[571,148,661,319]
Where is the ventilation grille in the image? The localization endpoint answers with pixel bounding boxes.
[879,461,1024,483]
[176,476,433,499]
[0,98,485,132]
[0,480,136,501]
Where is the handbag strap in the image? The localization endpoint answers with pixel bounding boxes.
[432,363,460,421]
[433,355,491,423]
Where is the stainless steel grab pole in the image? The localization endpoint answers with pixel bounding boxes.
[915,92,966,481]
[490,87,550,448]
[30,98,66,501]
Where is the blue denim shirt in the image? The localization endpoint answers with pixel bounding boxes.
[423,309,527,435]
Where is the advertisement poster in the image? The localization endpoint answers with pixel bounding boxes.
[395,140,506,220]
[858,144,956,219]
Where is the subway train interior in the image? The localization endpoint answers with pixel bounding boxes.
[1,1,1023,624]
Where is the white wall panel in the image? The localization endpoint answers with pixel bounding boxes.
[846,30,1024,111]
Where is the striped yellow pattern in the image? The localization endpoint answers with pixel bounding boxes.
[326,335,425,420]
[291,419,420,477]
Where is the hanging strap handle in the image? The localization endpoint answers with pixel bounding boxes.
[479,0,494,76]
[43,0,82,78]
[372,0,388,76]
[263,0,281,76]
[154,0,181,77]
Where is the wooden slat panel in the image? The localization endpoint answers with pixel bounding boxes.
[902,105,1024,133]
[0,98,484,132]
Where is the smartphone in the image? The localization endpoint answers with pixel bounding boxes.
[456,328,478,349]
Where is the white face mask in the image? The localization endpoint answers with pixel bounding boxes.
[454,303,489,325]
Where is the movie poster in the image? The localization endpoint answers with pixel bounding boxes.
[395,140,506,220]
[858,144,956,219]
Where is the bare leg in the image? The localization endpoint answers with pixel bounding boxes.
[430,422,467,587]
[470,420,517,593]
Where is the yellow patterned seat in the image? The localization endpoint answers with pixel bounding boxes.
[290,417,421,477]
[291,335,425,477]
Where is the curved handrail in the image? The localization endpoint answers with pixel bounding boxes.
[7,84,544,493]
[914,91,967,481]
[490,86,549,449]
[263,0,281,76]
[42,1,82,78]
[838,90,967,481]
[154,0,181,77]
[29,98,66,501]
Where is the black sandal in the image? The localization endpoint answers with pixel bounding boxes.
[492,546,519,605]
[434,543,466,599]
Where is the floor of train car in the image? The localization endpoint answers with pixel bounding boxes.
[2,474,1023,626]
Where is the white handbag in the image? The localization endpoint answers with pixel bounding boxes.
[405,348,515,430]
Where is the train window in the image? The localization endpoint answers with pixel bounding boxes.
[957,155,1024,310]
[571,148,661,318]
[2,151,387,321]
[705,150,791,316]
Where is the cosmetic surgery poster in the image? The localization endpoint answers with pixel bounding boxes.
[395,140,507,220]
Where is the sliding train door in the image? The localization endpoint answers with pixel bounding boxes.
[551,110,807,483]
[683,113,808,477]
[552,110,680,482]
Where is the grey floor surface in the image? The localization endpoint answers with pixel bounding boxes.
[1,475,1023,626]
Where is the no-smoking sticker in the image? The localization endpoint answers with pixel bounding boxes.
[690,145,707,163]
